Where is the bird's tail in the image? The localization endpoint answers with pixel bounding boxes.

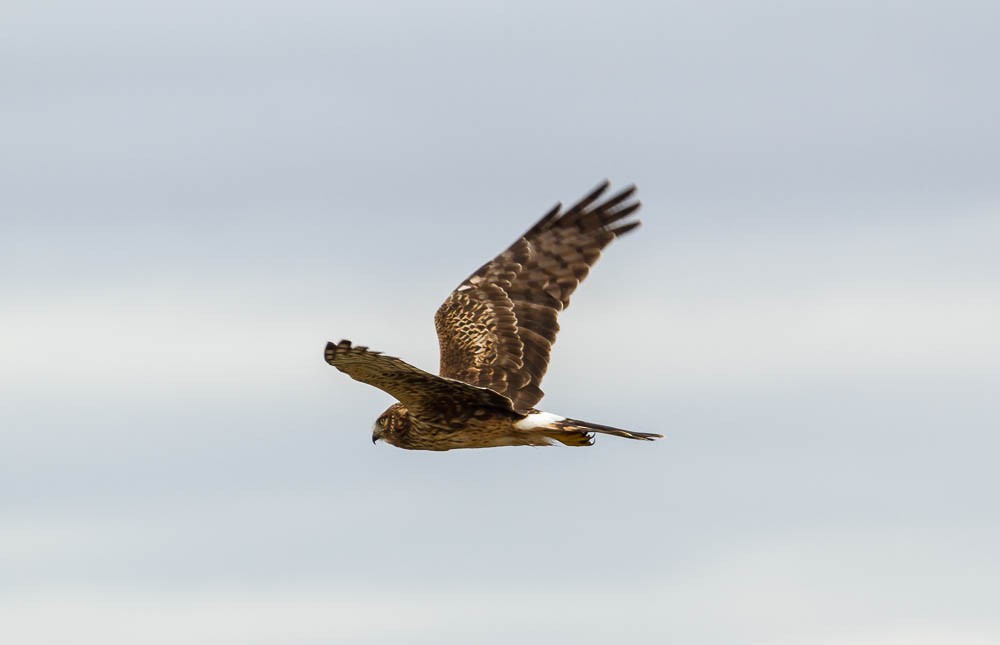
[550,417,663,446]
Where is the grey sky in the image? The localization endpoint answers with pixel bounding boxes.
[3,1,999,644]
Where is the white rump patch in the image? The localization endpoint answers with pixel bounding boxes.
[515,411,566,430]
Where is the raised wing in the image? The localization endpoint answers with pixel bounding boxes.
[435,180,640,411]
[325,340,515,422]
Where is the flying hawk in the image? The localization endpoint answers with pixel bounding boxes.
[325,180,662,450]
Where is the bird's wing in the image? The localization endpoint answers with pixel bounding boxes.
[325,340,515,421]
[435,180,640,411]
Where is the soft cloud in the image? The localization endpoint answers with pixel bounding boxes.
[4,527,998,645]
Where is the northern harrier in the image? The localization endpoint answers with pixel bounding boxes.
[325,181,662,450]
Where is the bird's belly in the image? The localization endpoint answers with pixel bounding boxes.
[404,415,541,451]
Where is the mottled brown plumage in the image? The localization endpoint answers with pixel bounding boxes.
[325,181,662,450]
[435,180,640,410]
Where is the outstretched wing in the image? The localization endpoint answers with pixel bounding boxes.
[435,180,640,412]
[325,340,515,422]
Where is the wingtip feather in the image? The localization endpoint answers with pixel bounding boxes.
[326,339,377,365]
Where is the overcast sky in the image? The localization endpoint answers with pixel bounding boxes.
[3,1,999,644]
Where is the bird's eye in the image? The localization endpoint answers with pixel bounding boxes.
[378,417,387,427]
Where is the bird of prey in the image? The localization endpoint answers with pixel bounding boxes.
[325,180,662,450]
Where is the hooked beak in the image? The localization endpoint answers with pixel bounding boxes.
[371,422,382,445]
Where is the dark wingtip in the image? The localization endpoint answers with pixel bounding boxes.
[605,183,638,205]
[612,219,641,237]
[325,339,353,365]
[580,179,612,205]
[601,188,641,219]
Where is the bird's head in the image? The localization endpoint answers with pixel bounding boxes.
[372,402,411,447]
